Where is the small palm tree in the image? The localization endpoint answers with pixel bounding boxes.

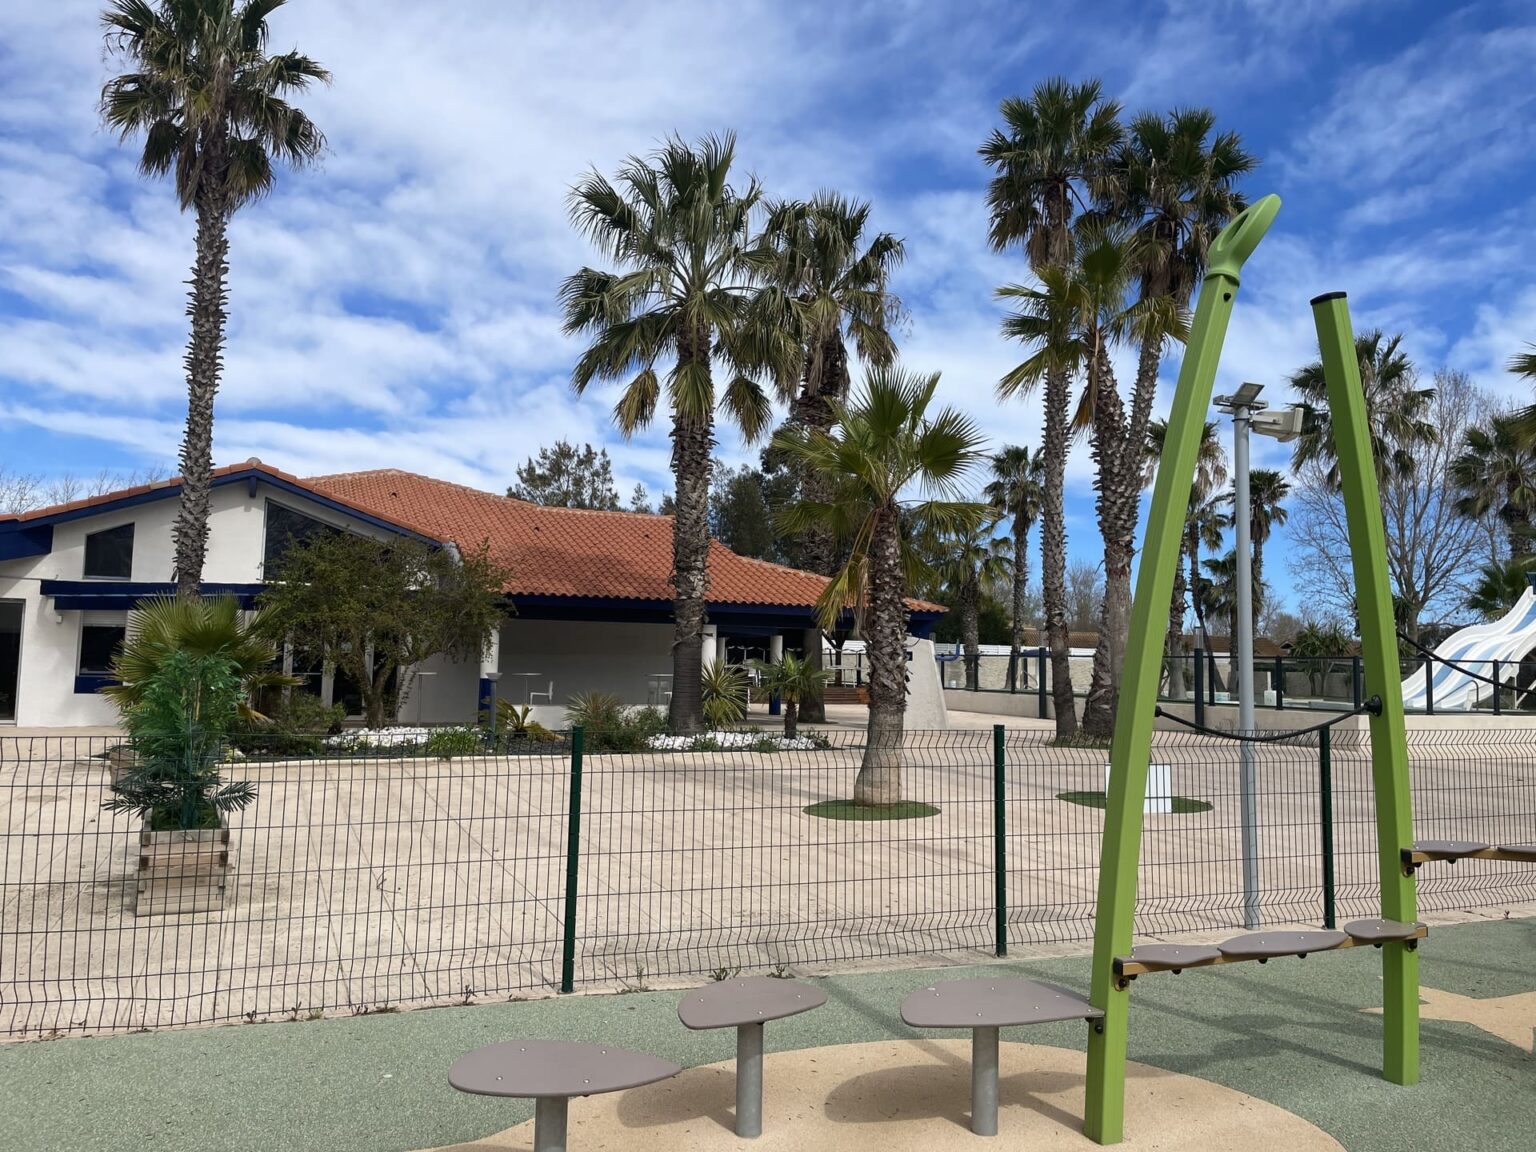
[1451,413,1536,559]
[751,653,832,739]
[1467,557,1536,620]
[1506,345,1536,448]
[774,366,987,804]
[104,596,297,724]
[1186,490,1230,638]
[930,518,1013,691]
[560,134,792,734]
[1245,467,1290,631]
[1145,418,1227,696]
[754,193,905,723]
[984,445,1044,689]
[1290,330,1436,486]
[982,76,1124,741]
[100,0,329,598]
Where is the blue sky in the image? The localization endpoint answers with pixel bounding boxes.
[2,0,1535,611]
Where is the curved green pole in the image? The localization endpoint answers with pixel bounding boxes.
[1311,292,1419,1085]
[1083,194,1282,1146]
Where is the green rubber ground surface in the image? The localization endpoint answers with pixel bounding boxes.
[3,917,1533,1152]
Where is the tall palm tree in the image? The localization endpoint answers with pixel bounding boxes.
[1289,331,1436,486]
[1186,490,1230,638]
[1145,418,1227,696]
[754,194,905,722]
[981,77,1123,740]
[1245,467,1290,631]
[1467,556,1536,620]
[931,518,1013,691]
[560,134,792,734]
[984,445,1044,689]
[1450,412,1536,559]
[773,367,987,804]
[100,0,328,599]
[998,225,1184,737]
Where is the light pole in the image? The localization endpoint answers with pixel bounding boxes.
[1213,382,1305,927]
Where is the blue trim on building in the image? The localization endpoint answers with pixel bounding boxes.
[73,674,116,695]
[44,581,267,611]
[0,523,52,560]
[0,468,438,546]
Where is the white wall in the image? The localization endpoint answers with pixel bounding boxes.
[0,480,405,728]
[406,651,482,725]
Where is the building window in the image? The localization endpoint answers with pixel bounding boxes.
[79,618,127,675]
[263,502,340,573]
[84,523,134,580]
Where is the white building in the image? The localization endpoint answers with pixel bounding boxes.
[0,460,946,728]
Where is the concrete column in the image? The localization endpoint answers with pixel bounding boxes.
[768,633,784,663]
[716,632,729,668]
[702,624,720,670]
[478,626,501,717]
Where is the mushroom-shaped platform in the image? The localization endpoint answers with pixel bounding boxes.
[1217,930,1348,961]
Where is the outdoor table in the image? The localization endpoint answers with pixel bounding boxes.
[506,672,541,703]
[899,977,1103,1137]
[677,976,827,1137]
[449,1039,680,1152]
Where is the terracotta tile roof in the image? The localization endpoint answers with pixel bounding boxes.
[307,469,944,613]
[0,459,442,538]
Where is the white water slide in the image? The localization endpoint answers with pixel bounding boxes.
[1400,587,1536,711]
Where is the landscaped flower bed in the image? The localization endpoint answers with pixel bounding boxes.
[645,731,829,752]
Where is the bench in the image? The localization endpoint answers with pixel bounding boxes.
[900,977,1103,1137]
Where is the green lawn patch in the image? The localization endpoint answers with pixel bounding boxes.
[1056,789,1213,814]
[804,799,941,821]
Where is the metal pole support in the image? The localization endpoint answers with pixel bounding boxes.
[972,1025,999,1137]
[559,726,585,995]
[1037,651,1047,719]
[736,1021,764,1138]
[1319,725,1336,930]
[1193,647,1205,729]
[993,724,1008,958]
[534,1097,569,1152]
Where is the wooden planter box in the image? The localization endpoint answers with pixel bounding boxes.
[136,822,231,916]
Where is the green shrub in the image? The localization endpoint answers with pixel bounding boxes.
[232,692,344,757]
[424,727,484,759]
[566,695,667,752]
[104,648,255,831]
[701,663,748,728]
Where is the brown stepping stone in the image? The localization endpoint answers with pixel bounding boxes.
[1218,930,1348,960]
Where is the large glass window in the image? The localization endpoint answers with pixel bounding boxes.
[79,619,127,675]
[84,523,134,580]
[0,601,21,721]
[263,502,340,573]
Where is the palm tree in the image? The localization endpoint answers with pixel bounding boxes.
[773,366,987,804]
[1245,467,1290,633]
[981,77,1123,740]
[984,445,1044,689]
[1186,490,1230,639]
[1451,412,1536,559]
[1289,331,1436,486]
[755,194,905,722]
[1467,557,1536,620]
[100,0,329,599]
[560,134,792,734]
[1506,345,1536,448]
[751,652,832,739]
[998,224,1184,737]
[1145,418,1227,696]
[104,596,297,723]
[931,518,1013,691]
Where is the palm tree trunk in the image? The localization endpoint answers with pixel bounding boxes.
[668,328,714,735]
[784,699,799,740]
[962,579,981,692]
[1166,546,1188,699]
[173,199,231,599]
[1008,514,1028,690]
[1041,368,1077,738]
[856,503,906,805]
[1084,350,1134,739]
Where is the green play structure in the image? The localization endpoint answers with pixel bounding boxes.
[1080,194,1423,1145]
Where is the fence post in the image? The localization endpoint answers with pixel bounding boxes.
[1193,647,1205,729]
[1274,655,1285,710]
[1351,656,1363,712]
[1494,660,1502,715]
[993,724,1007,958]
[1319,726,1335,930]
[560,726,586,994]
[1036,651,1047,720]
[1423,654,1433,715]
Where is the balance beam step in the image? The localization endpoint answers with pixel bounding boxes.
[1343,919,1425,944]
[1409,840,1488,860]
[1121,944,1222,972]
[1496,843,1536,862]
[1218,930,1348,960]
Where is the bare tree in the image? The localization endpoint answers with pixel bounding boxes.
[0,467,168,514]
[1066,559,1104,634]
[1288,369,1483,639]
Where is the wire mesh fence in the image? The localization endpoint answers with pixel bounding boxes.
[3,724,1535,1036]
